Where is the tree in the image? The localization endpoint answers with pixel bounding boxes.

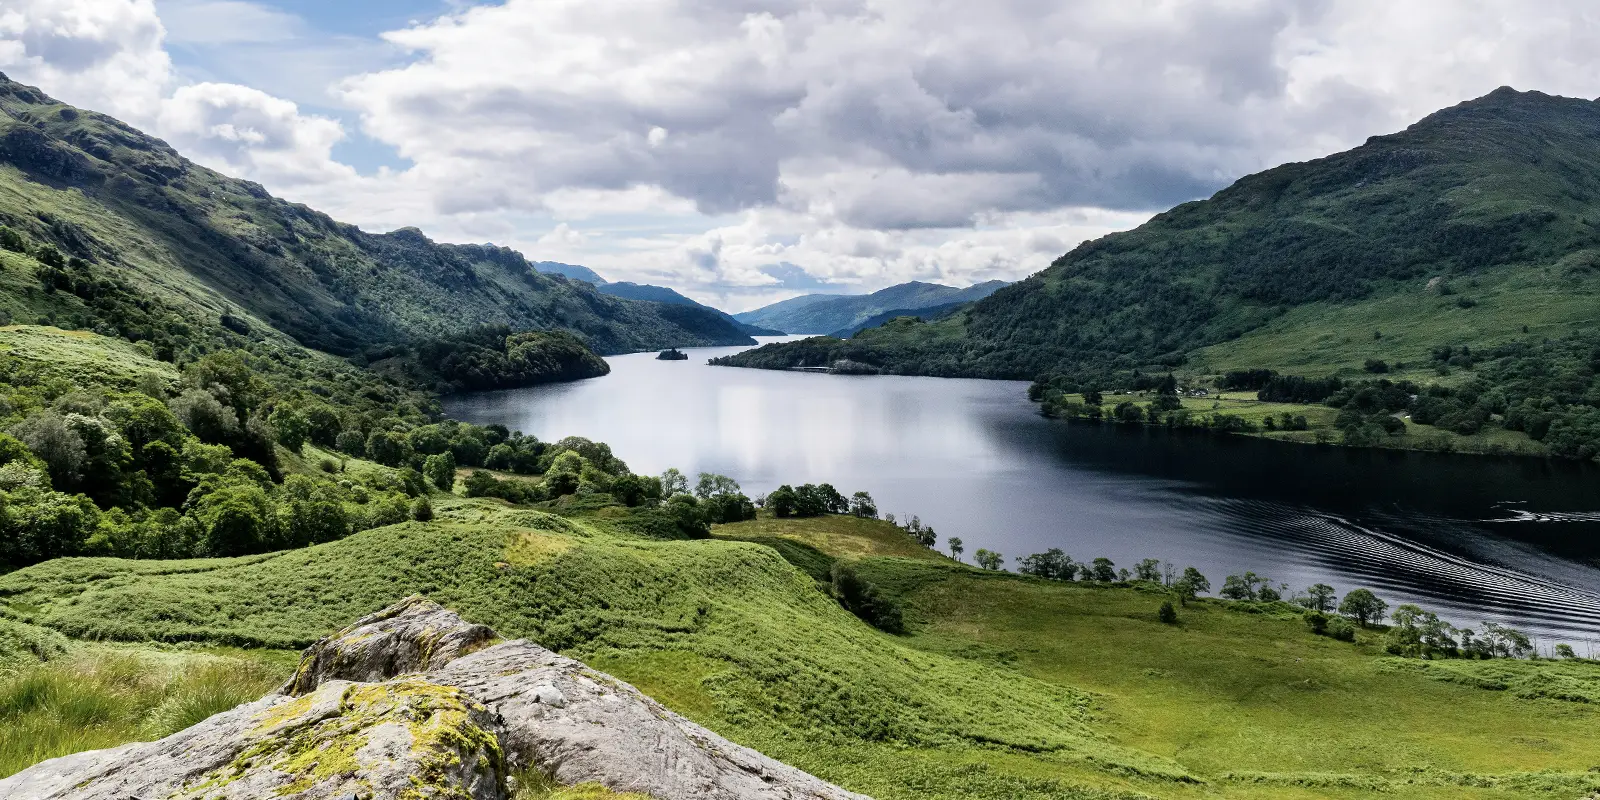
[1338,589,1387,627]
[1390,603,1424,631]
[1300,583,1337,612]
[335,429,367,457]
[1158,600,1178,624]
[365,430,413,468]
[768,484,797,517]
[694,472,740,499]
[1089,557,1116,582]
[195,482,277,557]
[660,468,690,497]
[1134,558,1162,582]
[11,411,87,488]
[1556,644,1578,659]
[267,405,309,453]
[1220,574,1255,600]
[973,549,1005,570]
[947,536,964,562]
[278,475,348,546]
[424,451,457,492]
[1016,548,1075,581]
[1180,567,1210,595]
[849,491,877,518]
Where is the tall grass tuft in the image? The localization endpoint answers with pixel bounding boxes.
[0,648,290,778]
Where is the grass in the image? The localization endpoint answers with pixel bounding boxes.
[714,513,950,562]
[0,325,177,389]
[866,559,1600,796]
[3,502,1599,798]
[0,643,294,777]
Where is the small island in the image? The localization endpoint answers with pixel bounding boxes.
[657,347,689,360]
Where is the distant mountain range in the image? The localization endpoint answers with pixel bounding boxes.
[733,281,1010,335]
[592,282,783,337]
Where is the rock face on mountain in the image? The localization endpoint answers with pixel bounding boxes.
[0,598,870,800]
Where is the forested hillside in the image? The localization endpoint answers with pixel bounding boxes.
[717,88,1600,459]
[734,280,1007,334]
[0,74,752,356]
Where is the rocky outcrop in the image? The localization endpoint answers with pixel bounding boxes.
[280,595,498,695]
[0,598,871,800]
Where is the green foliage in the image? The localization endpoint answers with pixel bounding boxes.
[408,326,612,392]
[424,451,457,492]
[1338,588,1387,627]
[1157,600,1178,624]
[830,562,905,634]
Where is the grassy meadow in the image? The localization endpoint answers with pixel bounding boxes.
[4,504,1596,798]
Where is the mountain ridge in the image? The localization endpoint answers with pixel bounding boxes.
[734,280,1008,334]
[0,73,753,356]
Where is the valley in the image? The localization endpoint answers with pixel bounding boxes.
[0,61,1597,800]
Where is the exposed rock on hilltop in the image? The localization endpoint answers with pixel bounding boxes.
[0,598,870,800]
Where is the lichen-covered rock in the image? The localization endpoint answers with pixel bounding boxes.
[282,595,497,695]
[434,641,868,800]
[0,598,869,800]
[0,678,503,800]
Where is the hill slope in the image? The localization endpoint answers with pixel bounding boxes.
[0,74,752,355]
[733,280,1007,334]
[597,282,783,336]
[5,504,1599,799]
[727,88,1600,376]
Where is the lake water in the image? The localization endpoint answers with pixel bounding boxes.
[446,338,1600,646]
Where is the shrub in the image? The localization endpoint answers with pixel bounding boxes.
[831,563,905,634]
[1158,600,1178,625]
[411,496,434,521]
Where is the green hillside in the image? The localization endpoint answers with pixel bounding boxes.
[0,74,752,356]
[715,88,1600,459]
[4,503,1598,799]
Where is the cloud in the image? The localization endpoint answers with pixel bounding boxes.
[759,262,840,291]
[157,81,355,186]
[156,0,301,45]
[9,0,1600,310]
[0,0,172,123]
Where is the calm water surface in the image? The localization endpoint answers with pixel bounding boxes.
[447,339,1600,645]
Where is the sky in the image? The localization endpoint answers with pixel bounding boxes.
[3,2,1599,311]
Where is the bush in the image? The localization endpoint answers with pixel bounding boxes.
[424,452,457,492]
[831,563,905,634]
[411,496,434,521]
[1158,600,1178,624]
[335,429,367,457]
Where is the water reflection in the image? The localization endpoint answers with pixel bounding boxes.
[446,339,1600,642]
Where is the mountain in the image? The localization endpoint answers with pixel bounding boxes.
[0,74,752,355]
[733,280,1008,334]
[597,281,784,336]
[722,88,1600,380]
[827,300,968,338]
[532,260,609,284]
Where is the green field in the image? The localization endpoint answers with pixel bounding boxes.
[6,506,1598,799]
